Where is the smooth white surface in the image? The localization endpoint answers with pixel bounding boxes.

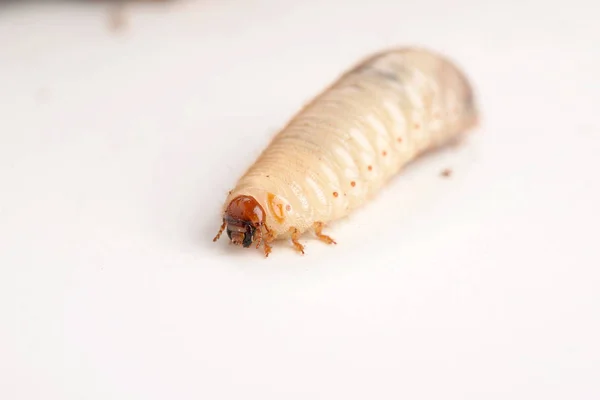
[1,1,599,399]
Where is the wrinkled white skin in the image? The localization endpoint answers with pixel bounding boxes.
[223,47,478,239]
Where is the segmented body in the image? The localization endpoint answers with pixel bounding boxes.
[221,47,478,241]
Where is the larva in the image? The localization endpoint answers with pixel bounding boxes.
[213,47,478,256]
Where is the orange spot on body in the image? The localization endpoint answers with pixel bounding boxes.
[351,181,356,187]
[267,193,286,223]
[333,192,339,198]
[368,165,373,171]
[397,137,402,143]
[382,151,387,156]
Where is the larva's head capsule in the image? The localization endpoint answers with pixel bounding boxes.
[216,195,266,248]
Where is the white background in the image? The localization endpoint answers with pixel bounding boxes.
[1,0,599,399]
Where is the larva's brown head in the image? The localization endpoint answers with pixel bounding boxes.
[219,195,265,248]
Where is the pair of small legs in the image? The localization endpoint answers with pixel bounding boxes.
[287,222,336,256]
[256,222,336,257]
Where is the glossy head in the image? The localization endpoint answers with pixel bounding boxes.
[221,195,266,248]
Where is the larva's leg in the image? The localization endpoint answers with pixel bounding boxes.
[262,226,275,257]
[213,220,226,242]
[313,222,336,245]
[263,241,273,257]
[255,229,263,249]
[289,227,305,255]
